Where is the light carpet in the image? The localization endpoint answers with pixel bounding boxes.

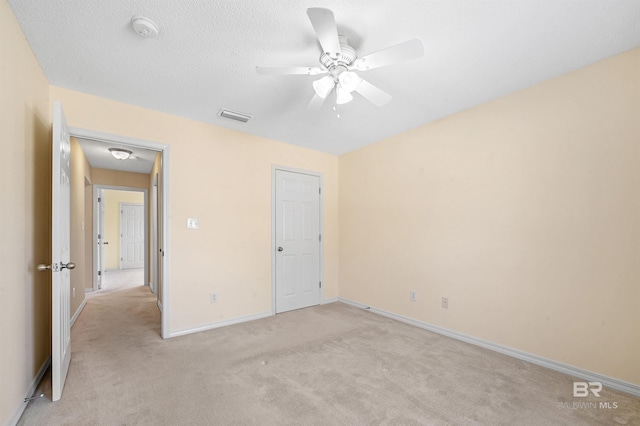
[19,287,640,425]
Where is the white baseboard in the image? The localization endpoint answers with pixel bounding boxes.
[169,311,273,338]
[8,355,51,426]
[71,299,87,328]
[321,297,338,304]
[338,298,640,398]
[157,299,163,313]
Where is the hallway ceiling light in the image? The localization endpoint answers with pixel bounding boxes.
[109,148,133,160]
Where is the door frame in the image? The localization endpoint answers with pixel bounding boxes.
[95,188,105,290]
[93,188,148,281]
[70,126,171,339]
[271,165,324,315]
[151,173,159,295]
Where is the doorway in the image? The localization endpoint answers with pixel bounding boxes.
[70,127,171,338]
[92,187,148,295]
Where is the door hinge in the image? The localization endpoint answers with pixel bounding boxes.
[319,281,322,288]
[98,197,101,203]
[319,187,321,194]
[98,271,101,276]
[319,234,322,242]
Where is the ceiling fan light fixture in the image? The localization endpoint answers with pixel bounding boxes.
[336,87,353,105]
[338,71,361,93]
[313,76,335,99]
[109,148,133,160]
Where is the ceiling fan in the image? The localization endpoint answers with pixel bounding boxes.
[256,8,424,111]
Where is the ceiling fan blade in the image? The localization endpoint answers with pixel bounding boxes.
[354,79,392,107]
[306,8,341,58]
[356,39,424,71]
[306,92,329,111]
[256,66,325,75]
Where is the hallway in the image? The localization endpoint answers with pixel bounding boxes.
[87,268,145,298]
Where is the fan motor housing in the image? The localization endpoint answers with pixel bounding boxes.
[319,35,357,70]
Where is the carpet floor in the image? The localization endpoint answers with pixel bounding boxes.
[19,287,640,425]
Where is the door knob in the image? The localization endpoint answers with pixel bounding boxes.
[36,264,51,272]
[277,247,284,252]
[61,262,76,270]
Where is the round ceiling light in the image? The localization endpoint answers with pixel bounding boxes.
[109,148,133,160]
[131,16,159,38]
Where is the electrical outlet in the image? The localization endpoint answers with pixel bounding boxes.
[442,297,448,309]
[210,293,217,304]
[410,291,416,302]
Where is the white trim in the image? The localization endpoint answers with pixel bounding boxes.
[338,298,640,398]
[157,299,163,312]
[321,297,338,304]
[170,311,272,338]
[271,165,324,315]
[93,187,102,291]
[94,186,148,283]
[69,126,171,339]
[161,146,171,339]
[8,356,51,426]
[71,299,87,327]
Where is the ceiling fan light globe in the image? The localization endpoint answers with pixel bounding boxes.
[336,88,354,105]
[338,71,361,93]
[313,76,335,99]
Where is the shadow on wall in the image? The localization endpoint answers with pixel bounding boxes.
[29,107,52,374]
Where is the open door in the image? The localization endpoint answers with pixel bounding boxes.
[50,102,74,401]
[96,189,106,290]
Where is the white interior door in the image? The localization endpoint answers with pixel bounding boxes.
[96,189,106,289]
[275,169,321,313]
[120,203,144,269]
[51,102,73,401]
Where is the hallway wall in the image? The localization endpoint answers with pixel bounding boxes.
[0,3,51,424]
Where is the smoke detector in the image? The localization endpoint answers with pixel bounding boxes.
[131,16,159,38]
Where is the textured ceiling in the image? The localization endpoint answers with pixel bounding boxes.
[9,1,640,155]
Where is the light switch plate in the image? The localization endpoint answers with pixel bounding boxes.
[187,218,199,229]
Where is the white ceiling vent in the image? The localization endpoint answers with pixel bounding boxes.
[219,109,251,123]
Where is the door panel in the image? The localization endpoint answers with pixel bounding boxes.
[275,170,321,313]
[120,203,144,269]
[52,102,72,401]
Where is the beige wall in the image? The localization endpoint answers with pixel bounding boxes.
[103,190,144,269]
[92,167,150,189]
[70,138,92,316]
[0,3,51,424]
[50,86,340,333]
[339,48,640,385]
[4,3,637,422]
